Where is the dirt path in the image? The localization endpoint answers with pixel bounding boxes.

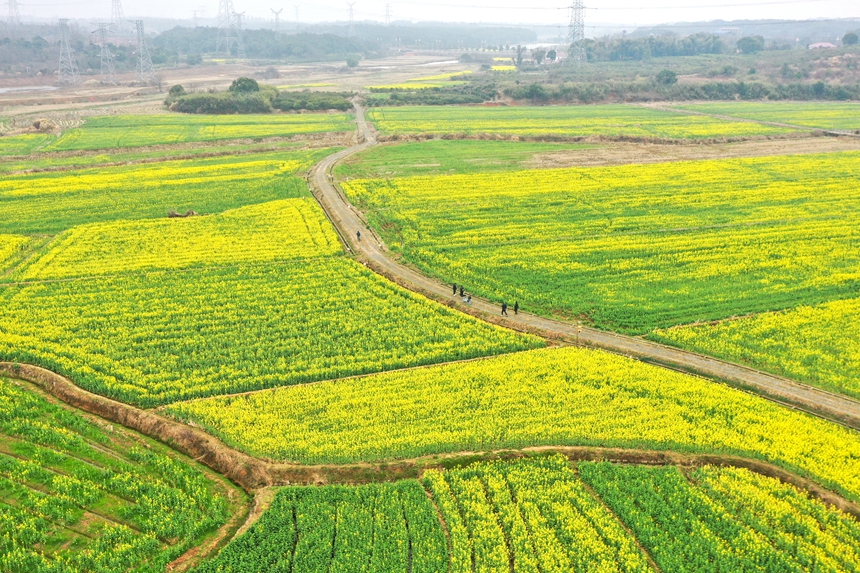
[309,102,860,430]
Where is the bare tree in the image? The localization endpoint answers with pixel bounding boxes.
[515,45,526,67]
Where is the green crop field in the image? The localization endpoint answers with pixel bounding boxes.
[343,151,860,334]
[189,455,860,573]
[334,139,596,179]
[0,377,234,573]
[0,148,334,234]
[366,104,800,138]
[580,461,860,573]
[44,113,354,151]
[651,297,860,399]
[0,139,308,174]
[678,102,860,131]
[0,133,53,155]
[167,346,860,500]
[192,480,448,573]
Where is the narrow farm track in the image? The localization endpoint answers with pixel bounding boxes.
[310,102,860,430]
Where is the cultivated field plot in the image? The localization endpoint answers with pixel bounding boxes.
[678,101,860,131]
[335,139,597,179]
[190,456,860,573]
[167,346,860,499]
[193,481,448,573]
[44,113,355,151]
[0,259,536,406]
[0,234,27,272]
[368,70,473,91]
[580,461,860,573]
[343,151,860,334]
[13,199,340,280]
[0,377,231,573]
[0,148,333,234]
[0,133,52,155]
[0,139,309,174]
[0,192,538,406]
[366,105,799,139]
[651,298,860,400]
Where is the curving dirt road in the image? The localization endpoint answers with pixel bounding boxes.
[309,103,860,430]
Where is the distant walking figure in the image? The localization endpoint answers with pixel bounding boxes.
[356,230,361,241]
[452,283,457,295]
[501,302,508,316]
[514,301,519,315]
[459,285,464,297]
[467,294,472,304]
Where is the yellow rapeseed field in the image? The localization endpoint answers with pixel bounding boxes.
[167,346,860,500]
[365,104,798,138]
[652,297,860,399]
[18,199,340,280]
[0,234,27,271]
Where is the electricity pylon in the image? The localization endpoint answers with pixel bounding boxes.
[567,0,586,67]
[7,0,21,26]
[132,20,155,83]
[234,11,246,58]
[271,8,282,31]
[347,1,355,37]
[111,0,128,36]
[215,0,240,55]
[57,19,82,86]
[93,23,118,84]
[384,3,391,26]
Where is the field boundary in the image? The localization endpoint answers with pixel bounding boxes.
[3,361,859,522]
[309,102,860,431]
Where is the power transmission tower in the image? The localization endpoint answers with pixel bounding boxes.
[294,4,298,25]
[192,10,199,27]
[384,3,391,26]
[347,1,355,37]
[132,20,155,83]
[7,0,21,26]
[234,12,246,58]
[57,19,81,86]
[567,0,585,67]
[215,0,240,55]
[111,0,127,35]
[93,23,118,84]
[271,8,282,31]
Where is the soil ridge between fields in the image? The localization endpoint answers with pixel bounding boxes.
[2,362,859,522]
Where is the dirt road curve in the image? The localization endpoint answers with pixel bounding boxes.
[310,103,860,430]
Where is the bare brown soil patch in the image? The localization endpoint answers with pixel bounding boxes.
[525,136,860,169]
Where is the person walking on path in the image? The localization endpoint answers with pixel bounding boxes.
[467,294,472,304]
[459,285,464,297]
[514,301,519,315]
[501,302,508,316]
[452,283,457,295]
[356,230,361,241]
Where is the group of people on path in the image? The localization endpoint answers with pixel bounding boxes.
[452,283,518,317]
[452,283,472,305]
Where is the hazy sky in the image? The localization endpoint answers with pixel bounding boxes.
[18,0,859,29]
